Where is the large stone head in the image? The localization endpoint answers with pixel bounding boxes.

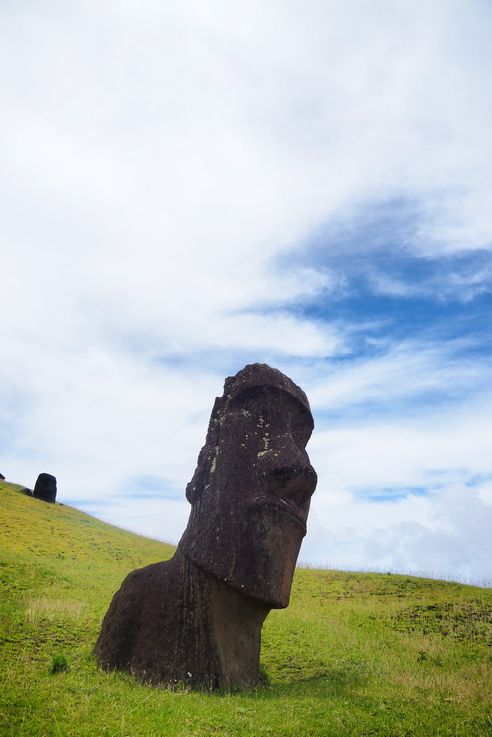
[179,363,317,608]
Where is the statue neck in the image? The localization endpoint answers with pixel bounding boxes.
[177,550,270,688]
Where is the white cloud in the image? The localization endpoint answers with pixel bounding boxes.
[304,482,492,586]
[311,386,492,496]
[302,393,492,584]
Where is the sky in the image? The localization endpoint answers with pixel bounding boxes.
[1,1,491,585]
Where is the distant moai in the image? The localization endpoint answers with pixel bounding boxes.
[95,363,317,689]
[33,473,57,503]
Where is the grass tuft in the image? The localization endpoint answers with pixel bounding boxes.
[50,654,70,674]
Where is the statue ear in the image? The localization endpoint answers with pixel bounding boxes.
[186,451,209,504]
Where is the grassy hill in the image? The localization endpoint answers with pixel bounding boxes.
[1,480,491,737]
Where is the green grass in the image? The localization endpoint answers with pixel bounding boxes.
[1,480,491,736]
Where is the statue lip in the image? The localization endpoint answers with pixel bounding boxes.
[247,496,307,534]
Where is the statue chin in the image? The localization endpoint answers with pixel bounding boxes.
[181,506,305,609]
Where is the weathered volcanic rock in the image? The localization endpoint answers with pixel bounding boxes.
[0,472,5,480]
[33,473,57,503]
[95,363,317,689]
[22,487,33,496]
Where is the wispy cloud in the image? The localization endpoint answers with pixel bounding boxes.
[309,338,492,415]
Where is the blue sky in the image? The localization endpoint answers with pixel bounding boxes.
[1,1,491,584]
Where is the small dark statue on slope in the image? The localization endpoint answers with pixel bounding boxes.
[95,364,317,689]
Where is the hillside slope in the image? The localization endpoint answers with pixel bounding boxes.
[1,480,491,737]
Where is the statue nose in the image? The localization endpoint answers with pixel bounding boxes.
[268,464,317,506]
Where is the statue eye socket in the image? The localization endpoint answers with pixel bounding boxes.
[229,390,313,445]
[229,388,275,418]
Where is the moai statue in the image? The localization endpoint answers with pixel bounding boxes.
[95,363,317,688]
[33,473,57,503]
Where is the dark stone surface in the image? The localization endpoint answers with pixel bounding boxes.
[22,487,33,496]
[0,473,5,480]
[33,473,57,503]
[95,363,317,688]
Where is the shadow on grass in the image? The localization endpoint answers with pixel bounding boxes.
[236,661,371,701]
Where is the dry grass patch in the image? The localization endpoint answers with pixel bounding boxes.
[392,662,492,705]
[26,598,85,624]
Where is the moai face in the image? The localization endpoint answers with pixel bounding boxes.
[180,364,317,608]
